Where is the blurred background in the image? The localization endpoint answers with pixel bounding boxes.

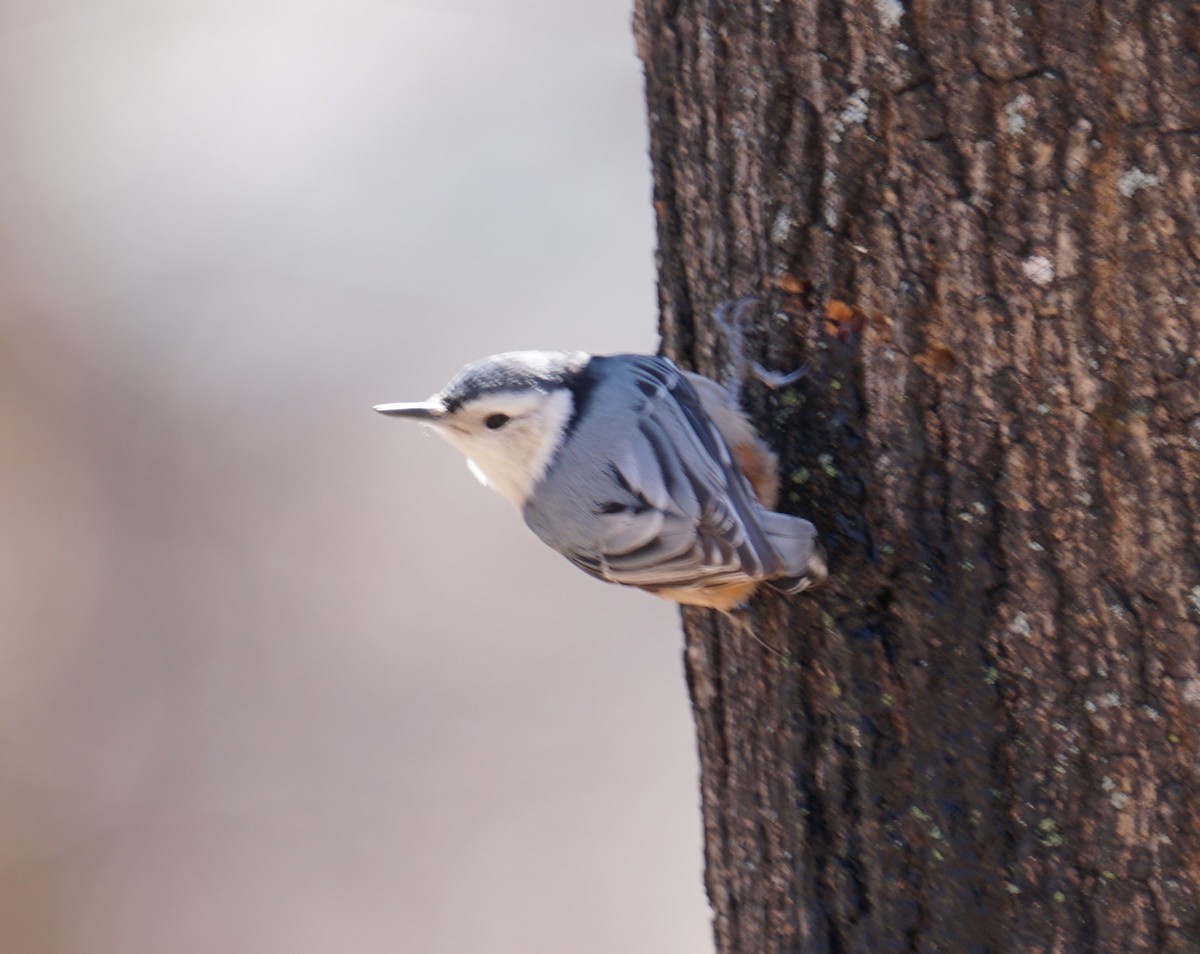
[0,2,714,952]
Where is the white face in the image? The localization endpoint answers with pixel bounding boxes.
[431,387,575,507]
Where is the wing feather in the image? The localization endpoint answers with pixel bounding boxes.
[555,356,778,592]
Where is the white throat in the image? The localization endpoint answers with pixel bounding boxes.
[444,388,575,507]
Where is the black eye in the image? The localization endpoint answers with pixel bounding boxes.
[484,413,510,430]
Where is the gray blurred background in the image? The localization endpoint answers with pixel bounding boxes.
[0,2,714,951]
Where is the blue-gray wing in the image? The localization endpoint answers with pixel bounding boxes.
[555,356,778,591]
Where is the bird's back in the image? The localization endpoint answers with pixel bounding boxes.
[522,354,819,605]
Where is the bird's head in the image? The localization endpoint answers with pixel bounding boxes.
[375,351,589,506]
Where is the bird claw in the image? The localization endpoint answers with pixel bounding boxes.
[712,296,806,399]
[722,600,788,658]
[748,359,810,390]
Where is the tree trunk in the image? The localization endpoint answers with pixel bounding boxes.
[633,1,1200,951]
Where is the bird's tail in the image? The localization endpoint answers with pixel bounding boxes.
[759,511,827,594]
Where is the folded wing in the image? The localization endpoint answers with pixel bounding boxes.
[559,357,780,592]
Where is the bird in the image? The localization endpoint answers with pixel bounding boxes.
[374,351,825,611]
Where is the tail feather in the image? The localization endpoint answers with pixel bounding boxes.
[759,510,827,594]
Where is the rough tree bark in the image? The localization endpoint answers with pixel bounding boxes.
[633,2,1200,951]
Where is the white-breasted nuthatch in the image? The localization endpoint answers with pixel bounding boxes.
[375,352,825,611]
